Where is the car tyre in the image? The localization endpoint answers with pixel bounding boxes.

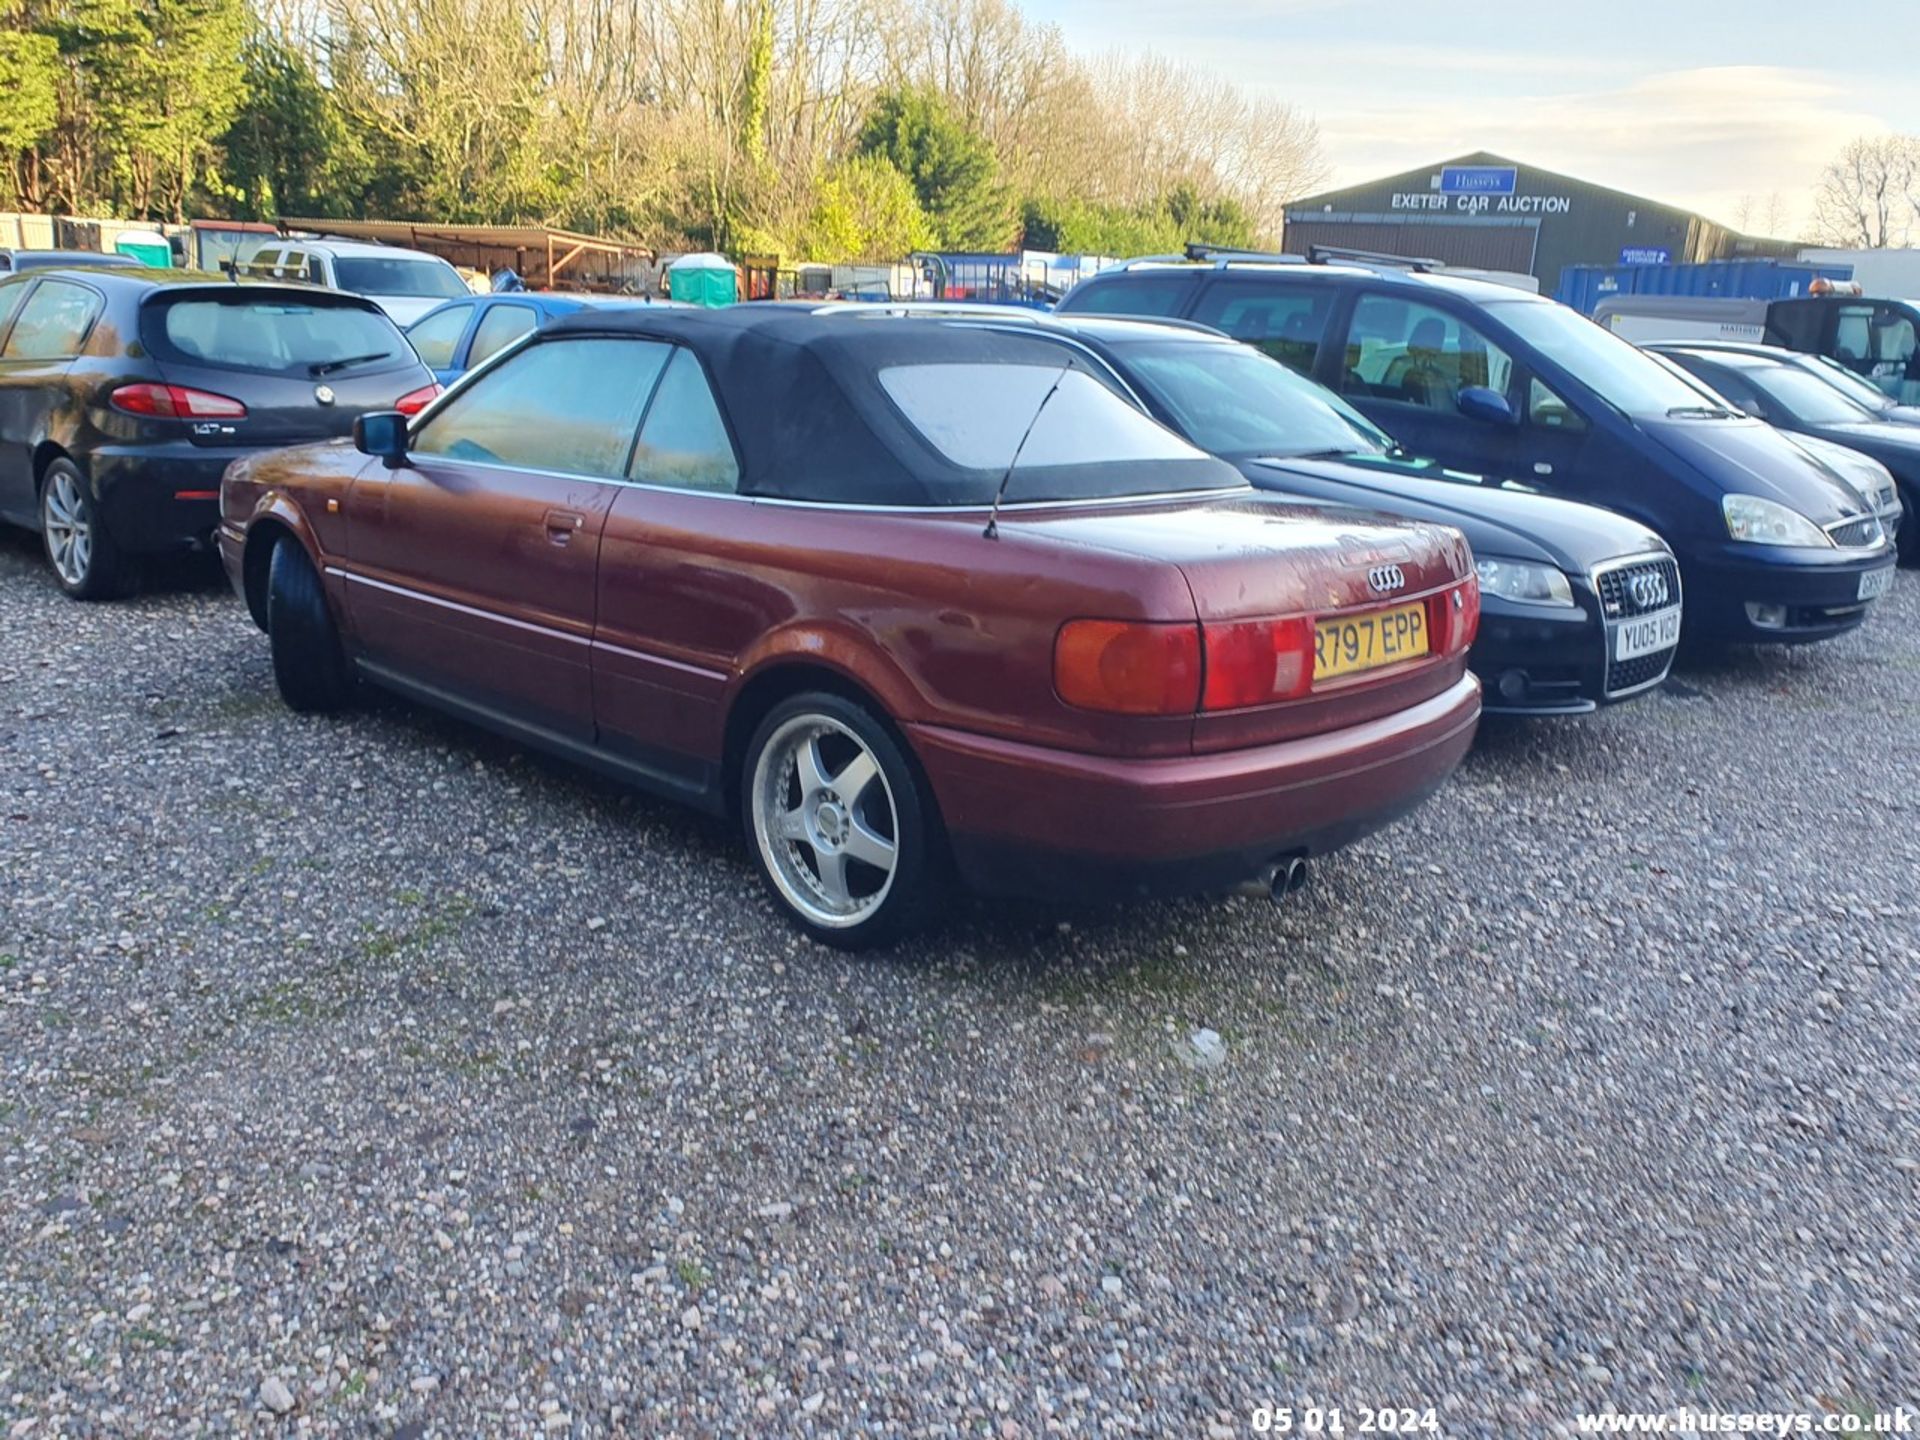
[39,460,127,600]
[267,537,355,713]
[1898,485,1917,565]
[742,692,942,949]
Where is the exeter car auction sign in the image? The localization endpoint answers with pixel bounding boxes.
[1391,165,1573,216]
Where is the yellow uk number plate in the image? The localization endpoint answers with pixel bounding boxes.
[1314,602,1429,682]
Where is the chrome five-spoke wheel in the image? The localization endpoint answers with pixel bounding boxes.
[751,713,900,929]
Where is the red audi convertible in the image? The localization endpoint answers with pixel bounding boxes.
[219,307,1480,945]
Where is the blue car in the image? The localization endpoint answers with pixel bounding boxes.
[404,292,642,384]
[1059,249,1900,647]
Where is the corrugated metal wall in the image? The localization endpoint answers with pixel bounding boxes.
[1280,218,1538,273]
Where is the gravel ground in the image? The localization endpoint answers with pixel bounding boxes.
[2,529,1918,1439]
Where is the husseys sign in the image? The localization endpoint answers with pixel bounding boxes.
[1391,166,1572,216]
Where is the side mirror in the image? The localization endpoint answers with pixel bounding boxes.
[354,410,409,470]
[1457,385,1516,426]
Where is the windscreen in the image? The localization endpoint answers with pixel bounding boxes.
[334,256,468,299]
[1490,300,1727,416]
[1750,366,1877,425]
[1805,355,1897,412]
[149,296,403,375]
[1122,341,1392,459]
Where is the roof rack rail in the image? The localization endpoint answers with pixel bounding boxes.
[1305,244,1441,273]
[806,301,1229,340]
[1182,243,1304,264]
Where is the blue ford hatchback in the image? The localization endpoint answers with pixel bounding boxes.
[1058,252,1899,646]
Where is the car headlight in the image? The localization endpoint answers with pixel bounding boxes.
[1721,494,1832,547]
[1474,556,1575,606]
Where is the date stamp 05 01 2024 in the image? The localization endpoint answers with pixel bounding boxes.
[1251,1406,1441,1435]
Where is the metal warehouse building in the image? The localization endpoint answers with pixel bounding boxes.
[1282,151,1794,295]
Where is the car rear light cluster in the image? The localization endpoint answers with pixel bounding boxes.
[1054,620,1201,715]
[1428,575,1481,657]
[109,383,247,419]
[394,383,442,415]
[1054,576,1481,716]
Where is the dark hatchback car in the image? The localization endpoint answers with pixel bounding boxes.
[1649,342,1914,564]
[0,267,439,597]
[1059,254,1898,645]
[901,310,1681,716]
[220,307,1482,946]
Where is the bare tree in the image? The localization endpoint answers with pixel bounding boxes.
[1731,191,1794,240]
[1811,134,1920,248]
[1082,53,1325,237]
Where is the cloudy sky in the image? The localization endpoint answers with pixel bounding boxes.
[1022,0,1920,236]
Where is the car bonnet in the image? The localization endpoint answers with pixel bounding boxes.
[1636,414,1876,526]
[1240,453,1666,573]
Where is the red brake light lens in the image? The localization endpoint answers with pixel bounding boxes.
[1427,577,1481,656]
[394,383,442,416]
[1054,620,1202,715]
[109,383,246,419]
[1201,616,1314,710]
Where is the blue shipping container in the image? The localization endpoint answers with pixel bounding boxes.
[1556,259,1854,316]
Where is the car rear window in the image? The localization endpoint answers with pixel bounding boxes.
[334,256,468,300]
[147,296,405,376]
[1056,273,1199,319]
[879,362,1206,471]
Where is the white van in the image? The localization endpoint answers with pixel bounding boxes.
[237,237,469,326]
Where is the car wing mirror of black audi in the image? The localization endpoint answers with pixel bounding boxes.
[1457,385,1517,427]
[354,410,410,470]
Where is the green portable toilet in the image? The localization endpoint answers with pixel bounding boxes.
[667,252,737,307]
[114,229,172,268]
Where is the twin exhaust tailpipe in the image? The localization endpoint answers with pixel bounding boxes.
[1233,855,1310,906]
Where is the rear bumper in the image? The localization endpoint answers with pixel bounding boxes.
[909,673,1481,901]
[1681,540,1896,643]
[89,442,254,554]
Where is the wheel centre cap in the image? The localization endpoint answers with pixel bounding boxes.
[812,798,849,848]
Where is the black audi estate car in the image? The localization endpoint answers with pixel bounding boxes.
[899,309,1681,715]
[0,267,439,597]
[1058,252,1897,646]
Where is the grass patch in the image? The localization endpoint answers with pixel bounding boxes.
[675,1259,709,1293]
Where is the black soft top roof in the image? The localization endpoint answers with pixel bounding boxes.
[542,304,1239,506]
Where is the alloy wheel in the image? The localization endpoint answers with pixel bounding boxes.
[42,471,93,588]
[750,713,900,929]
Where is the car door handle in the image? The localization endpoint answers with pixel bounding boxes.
[1533,462,1554,476]
[545,509,585,544]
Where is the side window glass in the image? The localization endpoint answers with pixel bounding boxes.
[1189,281,1332,375]
[1527,377,1587,431]
[0,280,28,338]
[1833,307,1873,369]
[1,279,101,359]
[467,304,538,367]
[1342,295,1512,412]
[629,348,740,493]
[1869,305,1917,373]
[405,303,472,370]
[247,247,281,273]
[412,337,671,478]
